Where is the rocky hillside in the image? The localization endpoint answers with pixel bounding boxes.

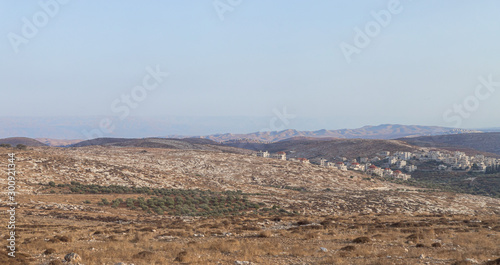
[4,146,500,216]
[71,137,253,155]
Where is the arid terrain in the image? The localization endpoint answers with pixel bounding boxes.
[1,146,499,264]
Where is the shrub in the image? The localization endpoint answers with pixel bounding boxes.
[16,144,27,150]
[353,236,371,243]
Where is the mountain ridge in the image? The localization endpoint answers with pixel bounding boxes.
[191,124,482,143]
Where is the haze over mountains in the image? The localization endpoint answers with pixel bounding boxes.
[195,124,482,143]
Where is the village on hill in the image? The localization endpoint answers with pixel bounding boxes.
[256,148,500,181]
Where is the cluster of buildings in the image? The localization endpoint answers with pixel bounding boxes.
[256,151,310,164]
[255,148,500,181]
[322,159,412,180]
[255,150,411,180]
[411,150,500,172]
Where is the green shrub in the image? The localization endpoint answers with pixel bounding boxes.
[16,144,27,150]
[101,198,110,205]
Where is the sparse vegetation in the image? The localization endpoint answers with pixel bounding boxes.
[45,182,286,217]
[385,171,500,198]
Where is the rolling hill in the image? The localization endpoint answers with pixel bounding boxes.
[197,124,481,142]
[223,137,418,161]
[0,137,46,147]
[399,132,500,156]
[71,137,254,155]
[35,138,84,147]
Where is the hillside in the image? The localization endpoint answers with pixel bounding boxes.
[72,137,254,155]
[35,138,84,147]
[4,146,499,215]
[224,137,419,161]
[0,137,46,147]
[400,132,500,156]
[1,146,499,264]
[198,124,481,142]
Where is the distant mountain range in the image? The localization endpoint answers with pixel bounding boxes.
[1,123,492,148]
[193,124,483,143]
[4,131,500,161]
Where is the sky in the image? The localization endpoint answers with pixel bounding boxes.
[1,0,500,136]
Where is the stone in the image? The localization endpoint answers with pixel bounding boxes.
[64,252,82,263]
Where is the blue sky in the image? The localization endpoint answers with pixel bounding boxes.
[1,0,500,135]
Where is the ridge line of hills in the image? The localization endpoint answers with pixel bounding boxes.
[189,124,482,143]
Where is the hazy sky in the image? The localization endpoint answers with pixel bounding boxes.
[1,0,500,132]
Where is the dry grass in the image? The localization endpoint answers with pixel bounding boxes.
[2,209,498,265]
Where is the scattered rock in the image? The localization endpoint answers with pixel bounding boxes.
[235,261,251,265]
[464,258,479,264]
[64,252,82,263]
[320,247,328,252]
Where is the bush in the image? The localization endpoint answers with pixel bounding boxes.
[353,236,371,243]
[48,181,56,187]
[83,200,91,204]
[101,198,110,205]
[16,144,27,150]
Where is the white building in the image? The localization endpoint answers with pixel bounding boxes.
[396,160,407,169]
[335,162,347,171]
[257,151,270,158]
[405,164,417,173]
[438,164,448,171]
[272,151,286,160]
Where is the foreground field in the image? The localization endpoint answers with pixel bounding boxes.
[0,146,499,264]
[1,205,499,264]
